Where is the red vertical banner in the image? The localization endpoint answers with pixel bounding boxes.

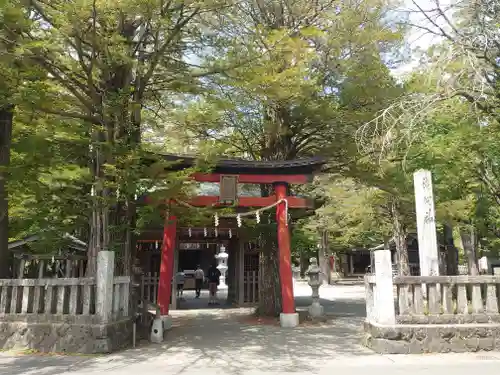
[275,183,295,314]
[158,215,176,315]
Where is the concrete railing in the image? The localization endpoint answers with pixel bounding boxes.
[0,251,130,323]
[393,275,500,323]
[112,276,130,320]
[365,274,500,324]
[364,249,500,354]
[0,277,96,316]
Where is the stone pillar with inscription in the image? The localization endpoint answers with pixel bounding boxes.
[413,170,440,277]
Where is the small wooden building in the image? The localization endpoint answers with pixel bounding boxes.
[9,233,87,279]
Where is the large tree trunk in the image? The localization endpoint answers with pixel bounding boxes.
[0,106,13,278]
[122,103,141,276]
[86,59,140,276]
[443,223,458,275]
[318,230,329,284]
[256,183,284,316]
[85,44,140,275]
[86,126,110,276]
[460,225,478,275]
[257,239,282,316]
[390,197,409,276]
[299,251,307,277]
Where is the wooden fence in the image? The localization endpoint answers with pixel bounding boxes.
[139,271,260,305]
[141,273,159,305]
[243,271,258,304]
[14,254,87,279]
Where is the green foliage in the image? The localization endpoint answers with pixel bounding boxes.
[290,226,316,259]
[1,0,498,276]
[307,177,391,250]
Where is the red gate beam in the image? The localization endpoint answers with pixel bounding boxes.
[186,196,313,208]
[192,173,312,184]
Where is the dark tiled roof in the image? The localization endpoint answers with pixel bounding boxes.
[143,152,327,175]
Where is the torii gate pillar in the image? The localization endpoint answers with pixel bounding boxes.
[158,215,176,329]
[275,182,299,328]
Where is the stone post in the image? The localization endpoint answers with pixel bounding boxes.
[374,249,395,325]
[292,265,300,294]
[306,258,324,318]
[96,251,115,323]
[413,170,440,277]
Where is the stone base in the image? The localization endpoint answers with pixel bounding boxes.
[364,320,500,354]
[329,272,342,283]
[150,317,164,344]
[280,313,299,328]
[0,316,133,354]
[161,315,173,331]
[308,303,324,318]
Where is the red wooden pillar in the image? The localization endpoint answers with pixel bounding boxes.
[158,215,176,315]
[274,183,295,315]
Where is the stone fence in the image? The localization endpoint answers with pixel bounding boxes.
[363,249,500,354]
[0,276,129,320]
[0,251,132,354]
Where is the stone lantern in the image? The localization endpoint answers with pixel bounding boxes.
[215,245,228,290]
[306,257,324,318]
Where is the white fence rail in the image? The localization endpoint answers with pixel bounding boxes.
[0,252,130,322]
[365,250,500,325]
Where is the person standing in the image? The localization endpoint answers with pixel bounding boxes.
[175,270,185,299]
[194,264,205,298]
[207,263,221,305]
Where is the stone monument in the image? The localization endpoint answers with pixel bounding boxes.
[306,257,324,318]
[413,170,440,277]
[216,245,228,290]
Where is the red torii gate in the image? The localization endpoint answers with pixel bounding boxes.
[144,154,325,328]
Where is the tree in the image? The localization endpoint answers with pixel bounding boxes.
[0,1,48,276]
[355,0,500,273]
[290,225,316,275]
[9,113,90,243]
[406,0,499,122]
[22,0,230,274]
[357,0,499,155]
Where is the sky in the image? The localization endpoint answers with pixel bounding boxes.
[391,0,451,77]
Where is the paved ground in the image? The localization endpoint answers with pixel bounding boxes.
[2,283,500,375]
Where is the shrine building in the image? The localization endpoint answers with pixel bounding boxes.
[137,154,326,327]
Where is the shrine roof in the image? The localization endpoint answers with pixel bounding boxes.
[143,153,327,175]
